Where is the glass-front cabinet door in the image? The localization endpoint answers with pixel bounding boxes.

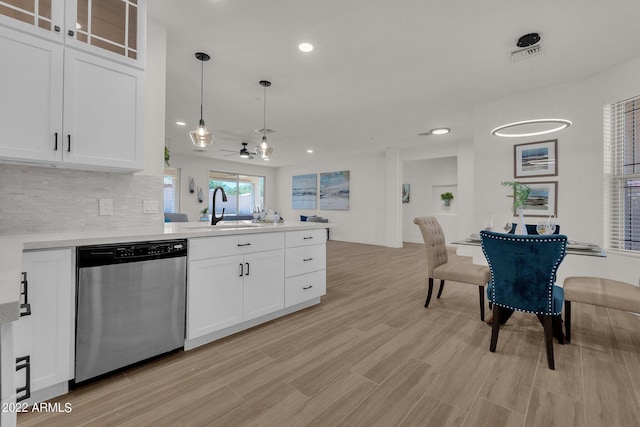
[0,0,64,38]
[0,0,145,66]
[71,0,142,62]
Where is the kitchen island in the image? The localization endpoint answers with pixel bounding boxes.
[0,221,334,426]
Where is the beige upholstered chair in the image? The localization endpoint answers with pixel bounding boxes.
[563,277,640,342]
[414,216,491,320]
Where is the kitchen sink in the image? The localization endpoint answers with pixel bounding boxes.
[182,221,263,230]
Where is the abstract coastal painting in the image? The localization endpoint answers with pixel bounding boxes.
[292,174,317,209]
[520,181,558,217]
[514,139,558,178]
[320,171,350,210]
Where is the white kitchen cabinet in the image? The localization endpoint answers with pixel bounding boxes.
[284,229,327,307]
[0,0,145,171]
[12,249,74,404]
[187,233,285,342]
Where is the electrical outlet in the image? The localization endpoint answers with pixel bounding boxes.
[143,200,158,214]
[99,199,113,216]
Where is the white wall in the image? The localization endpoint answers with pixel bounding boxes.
[275,151,387,245]
[169,153,277,222]
[402,156,457,244]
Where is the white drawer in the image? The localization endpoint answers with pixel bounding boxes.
[285,244,326,277]
[285,269,326,307]
[189,232,284,260]
[285,229,327,248]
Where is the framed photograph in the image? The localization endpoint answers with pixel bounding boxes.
[520,181,558,217]
[514,139,557,178]
[292,174,317,209]
[402,184,410,203]
[320,171,350,210]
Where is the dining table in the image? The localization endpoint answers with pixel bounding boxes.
[452,234,606,285]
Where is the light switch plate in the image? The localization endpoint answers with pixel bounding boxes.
[143,200,158,214]
[99,199,113,216]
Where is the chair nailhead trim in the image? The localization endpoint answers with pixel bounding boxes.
[479,231,567,316]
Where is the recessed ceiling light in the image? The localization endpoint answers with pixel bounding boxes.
[298,42,314,53]
[430,128,450,135]
[176,121,186,126]
[307,149,314,153]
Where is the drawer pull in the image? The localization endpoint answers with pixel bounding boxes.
[303,285,313,290]
[15,355,31,402]
[303,236,314,240]
[237,243,252,247]
[303,258,313,262]
[20,272,31,317]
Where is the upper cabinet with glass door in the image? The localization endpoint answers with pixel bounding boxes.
[0,0,145,68]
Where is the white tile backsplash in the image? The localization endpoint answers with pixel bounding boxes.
[0,164,163,234]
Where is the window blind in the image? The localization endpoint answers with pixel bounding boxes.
[606,96,640,252]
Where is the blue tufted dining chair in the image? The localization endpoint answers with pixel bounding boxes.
[480,230,567,370]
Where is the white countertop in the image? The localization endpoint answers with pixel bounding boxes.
[0,221,335,324]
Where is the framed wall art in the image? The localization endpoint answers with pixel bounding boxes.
[320,171,350,210]
[520,181,558,217]
[402,184,410,203]
[514,139,557,178]
[292,174,317,209]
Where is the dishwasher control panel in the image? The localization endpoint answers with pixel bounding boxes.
[115,242,186,259]
[77,240,187,267]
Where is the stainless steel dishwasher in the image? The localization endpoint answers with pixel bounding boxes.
[75,239,187,384]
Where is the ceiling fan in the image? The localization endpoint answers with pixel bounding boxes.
[220,142,255,159]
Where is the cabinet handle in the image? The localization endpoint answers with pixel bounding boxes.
[54,25,60,33]
[54,132,58,151]
[15,355,31,403]
[19,272,31,317]
[303,285,313,290]
[245,262,250,276]
[68,29,74,37]
[237,243,251,247]
[67,135,71,152]
[303,236,314,240]
[303,257,313,262]
[239,263,244,277]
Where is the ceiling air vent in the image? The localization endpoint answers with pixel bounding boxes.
[510,44,542,61]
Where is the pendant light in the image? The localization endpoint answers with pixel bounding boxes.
[189,52,214,148]
[491,33,572,138]
[256,80,274,159]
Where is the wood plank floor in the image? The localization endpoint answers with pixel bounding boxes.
[19,241,640,426]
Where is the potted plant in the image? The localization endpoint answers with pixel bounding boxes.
[501,181,531,234]
[441,192,454,207]
[199,207,209,221]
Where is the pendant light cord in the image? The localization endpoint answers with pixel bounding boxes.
[200,58,204,122]
[263,84,267,139]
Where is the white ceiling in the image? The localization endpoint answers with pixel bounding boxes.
[149,0,640,167]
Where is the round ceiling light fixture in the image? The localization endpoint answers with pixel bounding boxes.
[491,118,572,138]
[298,42,314,52]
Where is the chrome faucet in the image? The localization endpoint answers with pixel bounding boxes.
[211,186,228,225]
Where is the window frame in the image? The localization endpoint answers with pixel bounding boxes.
[208,170,265,219]
[605,95,640,253]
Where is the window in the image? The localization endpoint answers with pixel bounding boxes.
[164,168,180,213]
[606,96,640,252]
[208,171,265,219]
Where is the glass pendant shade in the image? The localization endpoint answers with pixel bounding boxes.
[190,119,213,148]
[256,136,272,159]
